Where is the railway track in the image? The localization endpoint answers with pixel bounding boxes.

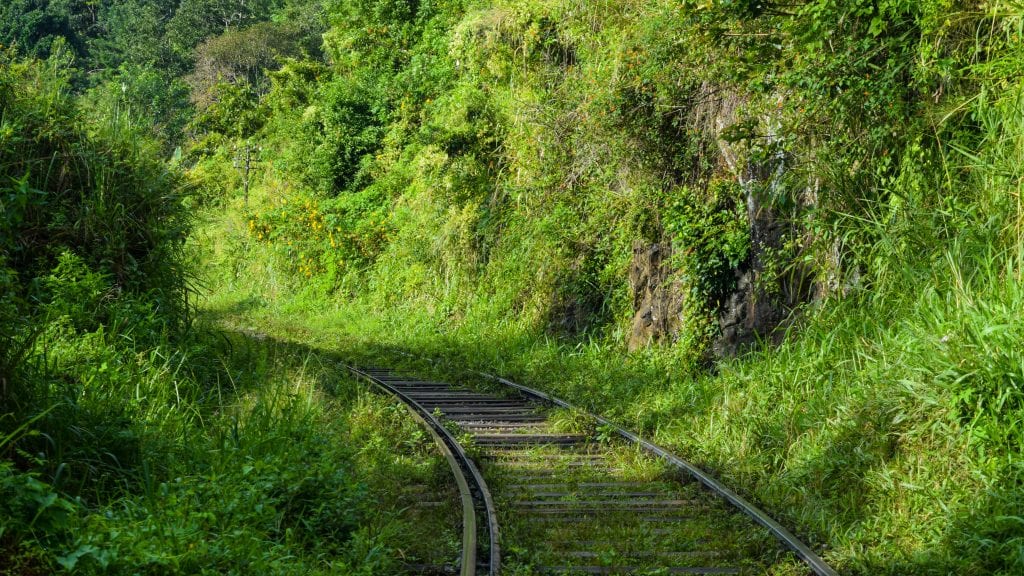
[349,365,837,576]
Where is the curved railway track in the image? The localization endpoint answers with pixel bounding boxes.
[349,364,837,576]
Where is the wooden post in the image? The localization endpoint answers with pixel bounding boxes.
[243,142,251,207]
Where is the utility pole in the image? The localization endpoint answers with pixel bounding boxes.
[234,141,256,207]
[243,142,251,206]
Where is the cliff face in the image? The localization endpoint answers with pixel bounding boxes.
[628,242,683,351]
[625,87,815,357]
[626,209,812,357]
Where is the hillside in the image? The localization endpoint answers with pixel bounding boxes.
[3,1,1024,574]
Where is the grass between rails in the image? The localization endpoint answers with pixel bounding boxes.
[474,423,803,575]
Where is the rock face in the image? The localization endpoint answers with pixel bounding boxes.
[626,86,819,356]
[708,93,814,356]
[628,242,685,352]
[714,269,784,357]
[626,232,801,357]
[626,91,817,356]
[713,167,790,357]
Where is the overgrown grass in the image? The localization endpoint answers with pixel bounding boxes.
[4,0,1014,573]
[204,143,1024,572]
[2,314,460,574]
[189,3,1024,574]
[1,50,462,574]
[204,238,1024,575]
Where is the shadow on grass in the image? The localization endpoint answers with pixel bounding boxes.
[3,313,468,573]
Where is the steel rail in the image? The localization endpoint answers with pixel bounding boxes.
[346,365,501,576]
[476,370,839,576]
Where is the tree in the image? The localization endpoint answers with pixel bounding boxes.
[186,21,304,107]
[0,0,94,61]
[165,0,285,62]
[88,0,181,75]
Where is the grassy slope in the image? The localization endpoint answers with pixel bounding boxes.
[201,255,1024,575]
[192,1,1024,574]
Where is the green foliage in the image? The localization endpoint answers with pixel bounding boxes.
[88,0,180,73]
[1,320,429,573]
[186,20,317,107]
[0,6,465,576]
[0,257,28,389]
[165,0,286,62]
[0,47,192,432]
[286,77,385,194]
[665,180,750,306]
[0,0,92,62]
[205,0,1020,348]
[0,0,317,149]
[0,460,74,574]
[245,187,393,283]
[5,0,1010,572]
[0,46,188,313]
[612,13,713,183]
[0,462,76,541]
[195,1,1024,574]
[41,251,111,332]
[83,63,194,153]
[190,80,267,139]
[0,41,458,569]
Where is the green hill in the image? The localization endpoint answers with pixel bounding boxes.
[3,1,1023,574]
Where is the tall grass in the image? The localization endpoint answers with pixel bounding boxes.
[1,49,457,574]
[181,1,1024,574]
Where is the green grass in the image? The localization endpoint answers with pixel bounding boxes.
[6,1,1024,574]
[2,311,465,574]
[199,225,1023,575]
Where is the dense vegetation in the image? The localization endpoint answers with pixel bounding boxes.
[4,0,1024,574]
[0,4,450,574]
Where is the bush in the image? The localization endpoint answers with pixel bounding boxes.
[0,46,189,335]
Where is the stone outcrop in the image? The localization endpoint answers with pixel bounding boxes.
[625,85,817,357]
[627,242,685,351]
[707,90,813,356]
[713,167,789,357]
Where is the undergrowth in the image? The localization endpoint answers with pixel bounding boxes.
[1,49,450,574]
[193,1,1024,574]
[4,0,1024,574]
